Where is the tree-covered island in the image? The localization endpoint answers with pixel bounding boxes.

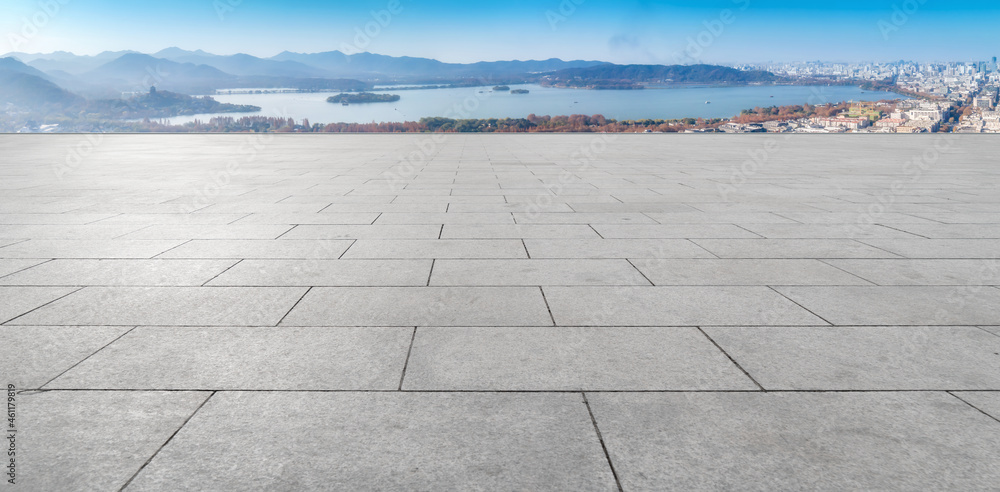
[327,92,401,104]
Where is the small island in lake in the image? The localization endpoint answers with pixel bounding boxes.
[510,89,529,94]
[327,92,401,104]
[493,85,510,91]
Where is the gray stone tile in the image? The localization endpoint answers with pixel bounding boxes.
[8,287,308,326]
[0,213,117,224]
[90,213,248,225]
[543,286,827,326]
[279,224,441,239]
[374,213,515,224]
[981,326,1000,336]
[512,213,657,224]
[404,326,756,390]
[630,259,871,285]
[644,212,798,223]
[738,223,921,239]
[0,286,78,323]
[448,202,575,213]
[126,392,615,491]
[430,259,650,286]
[319,203,448,213]
[776,286,1000,325]
[49,326,412,390]
[824,259,1000,285]
[207,259,432,286]
[0,259,237,286]
[0,224,144,240]
[441,224,600,239]
[13,391,211,491]
[706,326,1000,390]
[341,239,527,259]
[118,224,294,240]
[0,326,130,387]
[858,239,1000,258]
[0,259,47,277]
[592,224,761,239]
[0,239,187,259]
[281,287,552,326]
[588,392,1000,491]
[156,239,353,259]
[228,213,379,225]
[908,213,1000,224]
[693,239,900,258]
[524,239,716,258]
[566,202,699,213]
[882,224,1000,239]
[774,212,939,224]
[952,392,1000,421]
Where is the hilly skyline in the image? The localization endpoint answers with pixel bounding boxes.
[3,1,999,64]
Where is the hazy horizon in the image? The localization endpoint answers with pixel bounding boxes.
[2,0,998,65]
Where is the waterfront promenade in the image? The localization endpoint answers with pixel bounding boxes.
[1,134,999,490]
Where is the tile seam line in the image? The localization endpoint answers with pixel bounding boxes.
[538,286,557,326]
[37,326,140,390]
[118,391,217,492]
[0,258,55,280]
[766,285,835,326]
[274,287,313,327]
[199,259,244,286]
[946,391,1000,424]
[397,327,418,391]
[815,259,881,286]
[697,327,766,391]
[582,392,624,492]
[0,286,84,325]
[23,389,1000,394]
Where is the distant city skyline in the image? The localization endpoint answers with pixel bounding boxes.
[2,0,999,64]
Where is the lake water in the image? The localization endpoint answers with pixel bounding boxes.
[163,83,905,125]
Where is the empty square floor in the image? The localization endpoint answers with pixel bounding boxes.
[2,134,999,491]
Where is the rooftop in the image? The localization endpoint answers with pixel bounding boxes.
[2,134,999,490]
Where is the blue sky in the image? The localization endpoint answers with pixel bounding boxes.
[2,0,998,63]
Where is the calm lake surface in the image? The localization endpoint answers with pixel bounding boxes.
[164,84,905,125]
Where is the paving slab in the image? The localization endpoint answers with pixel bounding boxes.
[692,239,901,258]
[155,239,353,259]
[0,239,187,259]
[48,326,412,390]
[12,390,209,490]
[643,212,798,223]
[0,286,78,323]
[91,213,249,225]
[8,287,307,326]
[0,258,47,277]
[0,259,237,286]
[125,392,616,491]
[373,212,515,224]
[0,325,130,387]
[524,238,715,258]
[281,287,552,326]
[207,259,432,286]
[543,286,828,326]
[341,239,527,259]
[0,213,118,224]
[824,259,1000,285]
[404,326,756,390]
[738,223,922,239]
[587,392,1000,491]
[858,239,1000,258]
[430,259,650,286]
[278,224,442,239]
[776,286,1000,325]
[706,326,1000,390]
[888,224,1000,238]
[630,259,871,285]
[0,224,148,239]
[591,224,762,239]
[512,212,657,224]
[441,224,600,239]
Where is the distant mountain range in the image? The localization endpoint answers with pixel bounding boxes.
[543,64,780,89]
